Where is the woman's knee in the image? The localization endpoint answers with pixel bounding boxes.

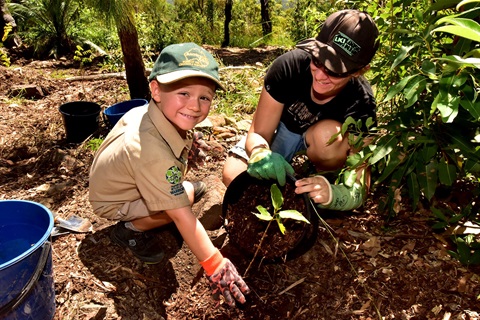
[222,154,247,187]
[305,119,350,170]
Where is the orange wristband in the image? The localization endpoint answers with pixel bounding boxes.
[199,248,224,276]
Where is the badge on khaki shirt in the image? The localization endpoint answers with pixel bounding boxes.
[166,166,185,196]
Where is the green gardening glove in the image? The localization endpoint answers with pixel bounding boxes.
[316,182,366,211]
[247,148,294,186]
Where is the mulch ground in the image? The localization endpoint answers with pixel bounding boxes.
[1,47,479,320]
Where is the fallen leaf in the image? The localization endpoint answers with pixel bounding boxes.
[360,236,381,257]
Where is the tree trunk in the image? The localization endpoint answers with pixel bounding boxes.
[260,0,272,37]
[221,0,233,47]
[117,18,150,100]
[206,0,214,29]
[0,0,22,48]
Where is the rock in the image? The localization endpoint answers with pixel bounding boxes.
[212,126,232,134]
[224,116,236,126]
[207,114,227,127]
[216,132,236,139]
[235,119,252,131]
[195,117,213,128]
[8,84,44,100]
[193,175,226,230]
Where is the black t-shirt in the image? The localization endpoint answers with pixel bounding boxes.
[264,49,376,135]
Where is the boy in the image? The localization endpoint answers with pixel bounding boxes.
[89,43,249,307]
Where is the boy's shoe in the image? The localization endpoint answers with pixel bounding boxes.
[110,222,165,264]
[192,181,207,203]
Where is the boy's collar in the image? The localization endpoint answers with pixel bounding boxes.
[147,100,190,159]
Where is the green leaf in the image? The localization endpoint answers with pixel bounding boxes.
[432,221,449,229]
[276,219,286,235]
[449,213,465,224]
[383,75,417,102]
[432,18,480,42]
[447,249,460,261]
[431,206,448,222]
[445,131,480,160]
[381,167,406,216]
[436,56,480,69]
[465,159,480,173]
[404,76,427,108]
[343,116,357,131]
[433,90,460,123]
[420,144,438,163]
[457,0,480,10]
[457,0,480,8]
[470,250,480,265]
[376,153,403,184]
[270,184,283,211]
[278,210,311,224]
[455,237,472,265]
[438,161,457,186]
[432,26,480,43]
[407,172,420,210]
[343,169,357,188]
[427,0,461,12]
[369,135,398,165]
[365,117,374,129]
[421,60,436,76]
[345,151,364,168]
[254,205,273,221]
[391,45,417,69]
[460,99,480,121]
[416,160,438,201]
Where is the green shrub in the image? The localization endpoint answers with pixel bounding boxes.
[10,0,79,58]
[363,0,480,214]
[1,25,12,67]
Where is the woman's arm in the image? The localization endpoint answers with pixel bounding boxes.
[245,88,284,156]
[295,165,371,211]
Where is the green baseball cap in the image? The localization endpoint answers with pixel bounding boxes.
[148,42,225,91]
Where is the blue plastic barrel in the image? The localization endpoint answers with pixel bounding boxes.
[103,99,148,129]
[0,200,55,320]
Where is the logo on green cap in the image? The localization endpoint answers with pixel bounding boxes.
[179,48,210,68]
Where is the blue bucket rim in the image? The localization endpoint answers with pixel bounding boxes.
[0,200,54,271]
[103,99,148,116]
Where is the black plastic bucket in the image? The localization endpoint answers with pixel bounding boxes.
[222,172,318,261]
[103,99,148,129]
[0,200,55,319]
[59,101,101,143]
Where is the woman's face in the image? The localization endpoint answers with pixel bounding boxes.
[309,61,358,100]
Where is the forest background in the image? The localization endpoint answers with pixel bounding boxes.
[1,0,480,269]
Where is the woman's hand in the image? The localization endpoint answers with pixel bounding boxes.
[294,175,332,205]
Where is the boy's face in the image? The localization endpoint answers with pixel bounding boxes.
[150,77,216,134]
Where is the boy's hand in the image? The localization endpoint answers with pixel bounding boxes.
[200,249,250,307]
[188,132,211,170]
[247,148,294,186]
[207,259,250,307]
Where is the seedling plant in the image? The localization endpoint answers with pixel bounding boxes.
[254,184,310,234]
[244,183,310,276]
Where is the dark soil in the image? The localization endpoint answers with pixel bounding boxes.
[1,46,479,320]
[224,172,316,260]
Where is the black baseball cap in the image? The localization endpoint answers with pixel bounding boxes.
[296,10,379,75]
